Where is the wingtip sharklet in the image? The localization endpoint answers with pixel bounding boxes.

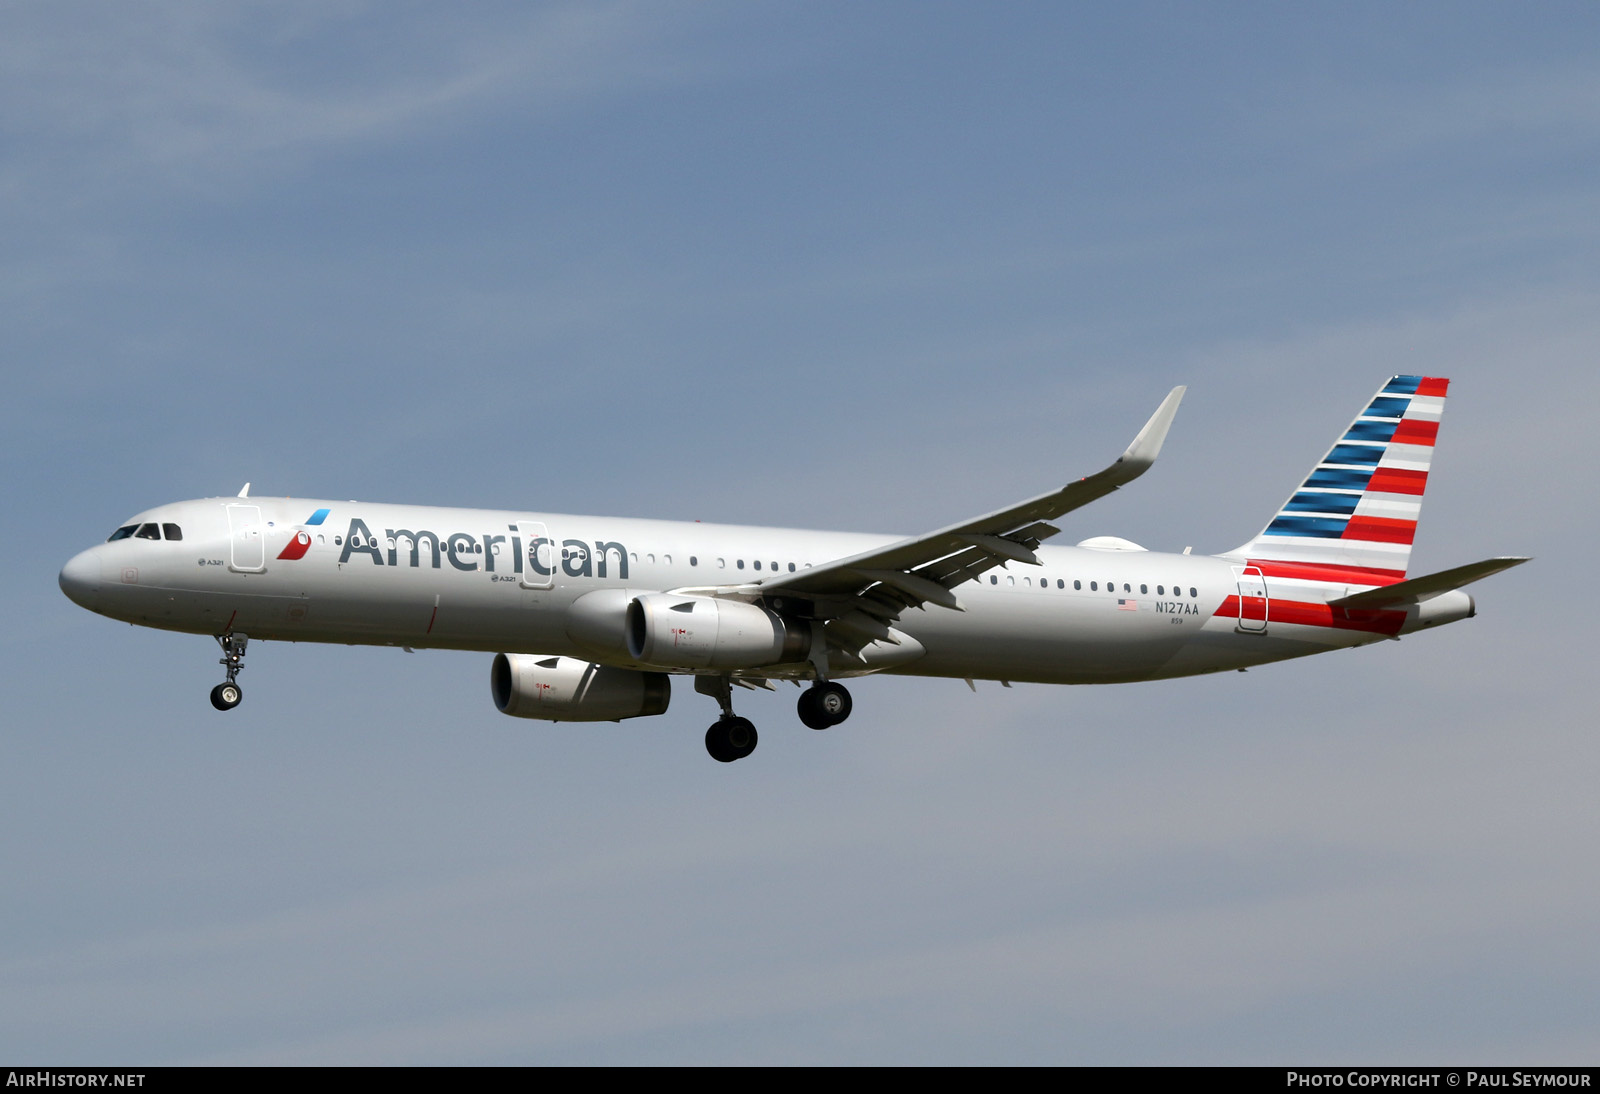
[1112,385,1186,479]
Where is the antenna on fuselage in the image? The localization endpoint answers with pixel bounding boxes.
[237,483,251,498]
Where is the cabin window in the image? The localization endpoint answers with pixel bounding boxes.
[1157,585,1164,595]
[664,554,672,565]
[788,562,796,572]
[1090,581,1098,591]
[1073,580,1081,590]
[1190,587,1198,598]
[753,560,762,570]
[690,556,698,567]
[990,575,998,585]
[717,558,726,568]
[1006,575,1015,586]
[1140,584,1147,594]
[736,559,745,570]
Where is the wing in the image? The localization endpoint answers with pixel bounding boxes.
[723,386,1186,657]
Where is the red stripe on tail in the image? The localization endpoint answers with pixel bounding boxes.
[1367,467,1429,496]
[1343,516,1417,544]
[1392,419,1439,446]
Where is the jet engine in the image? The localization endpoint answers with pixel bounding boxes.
[625,593,809,670]
[490,653,670,722]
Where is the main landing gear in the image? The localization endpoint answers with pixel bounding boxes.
[798,681,852,730]
[697,676,757,763]
[696,676,856,762]
[705,716,758,764]
[210,632,248,711]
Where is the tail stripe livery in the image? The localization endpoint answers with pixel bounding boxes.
[1232,375,1449,586]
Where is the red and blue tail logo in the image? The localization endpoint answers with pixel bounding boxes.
[1229,376,1447,586]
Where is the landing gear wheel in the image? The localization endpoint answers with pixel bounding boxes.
[798,681,852,729]
[706,716,758,762]
[705,723,736,763]
[725,716,757,758]
[210,682,242,711]
[211,632,249,711]
[797,688,828,729]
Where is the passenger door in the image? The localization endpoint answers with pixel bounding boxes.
[1233,565,1268,633]
[517,520,555,590]
[226,504,266,573]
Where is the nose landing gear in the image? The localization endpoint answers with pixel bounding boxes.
[210,633,248,711]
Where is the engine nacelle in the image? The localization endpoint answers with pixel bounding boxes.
[626,593,809,670]
[490,653,670,722]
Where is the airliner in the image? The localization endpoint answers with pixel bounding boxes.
[58,377,1525,762]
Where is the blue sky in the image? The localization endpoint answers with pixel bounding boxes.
[3,1,1597,1063]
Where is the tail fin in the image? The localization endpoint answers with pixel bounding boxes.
[1227,376,1448,586]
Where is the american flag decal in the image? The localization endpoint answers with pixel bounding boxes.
[1117,598,1137,611]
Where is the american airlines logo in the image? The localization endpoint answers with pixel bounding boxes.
[277,529,314,560]
[275,508,330,561]
[332,517,629,579]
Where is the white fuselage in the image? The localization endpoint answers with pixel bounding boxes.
[58,495,1434,687]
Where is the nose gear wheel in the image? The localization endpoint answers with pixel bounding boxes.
[211,633,249,711]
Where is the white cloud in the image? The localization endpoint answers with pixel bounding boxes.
[0,1,717,194]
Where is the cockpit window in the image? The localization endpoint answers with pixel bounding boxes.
[135,523,161,540]
[107,525,138,542]
[162,523,183,541]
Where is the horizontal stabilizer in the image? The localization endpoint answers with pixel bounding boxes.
[1328,556,1530,609]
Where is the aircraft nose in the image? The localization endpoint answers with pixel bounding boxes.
[59,549,103,607]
